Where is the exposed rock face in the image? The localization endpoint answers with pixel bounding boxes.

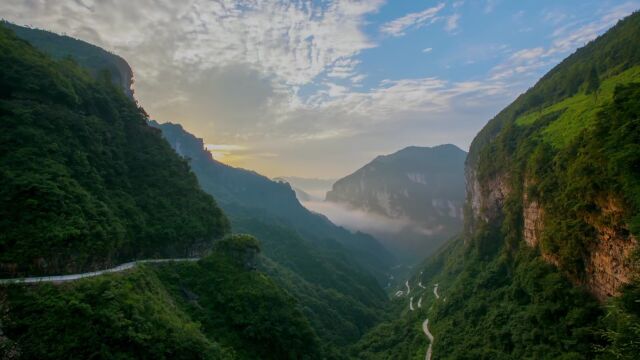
[520,189,636,300]
[584,229,637,300]
[523,184,544,248]
[467,167,511,226]
[582,198,638,300]
[470,167,637,300]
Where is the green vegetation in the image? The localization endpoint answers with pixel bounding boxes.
[475,13,640,278]
[228,209,388,355]
[1,268,231,360]
[427,239,602,359]
[2,21,134,97]
[468,11,640,166]
[0,22,390,358]
[0,24,228,276]
[1,235,323,359]
[356,12,640,360]
[154,235,322,360]
[514,66,640,147]
[152,121,392,353]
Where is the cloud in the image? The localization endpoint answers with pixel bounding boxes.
[422,47,433,53]
[1,0,383,88]
[301,200,412,235]
[3,0,636,178]
[543,10,568,25]
[490,2,639,82]
[484,0,499,14]
[380,3,445,37]
[444,13,461,33]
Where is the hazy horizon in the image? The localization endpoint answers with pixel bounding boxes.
[2,0,637,177]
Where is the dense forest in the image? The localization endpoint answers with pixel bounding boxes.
[0,25,229,277]
[2,235,324,359]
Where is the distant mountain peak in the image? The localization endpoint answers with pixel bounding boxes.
[325,144,467,259]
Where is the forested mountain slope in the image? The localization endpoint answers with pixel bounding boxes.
[357,11,640,360]
[2,21,134,98]
[0,23,380,359]
[152,121,393,278]
[152,121,393,352]
[0,22,393,356]
[0,24,228,277]
[2,235,324,359]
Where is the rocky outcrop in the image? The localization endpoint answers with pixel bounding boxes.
[470,167,637,300]
[522,179,544,248]
[466,167,511,226]
[520,188,636,300]
[582,198,638,300]
[214,235,260,271]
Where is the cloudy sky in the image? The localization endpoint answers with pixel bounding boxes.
[2,0,638,177]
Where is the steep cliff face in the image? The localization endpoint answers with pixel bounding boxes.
[467,167,511,225]
[580,197,638,300]
[471,164,638,302]
[522,186,543,248]
[465,13,640,300]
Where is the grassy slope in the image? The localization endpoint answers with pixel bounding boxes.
[515,65,640,147]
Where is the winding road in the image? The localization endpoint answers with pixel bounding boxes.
[421,282,442,359]
[405,280,411,294]
[422,319,434,360]
[409,296,414,311]
[0,258,200,284]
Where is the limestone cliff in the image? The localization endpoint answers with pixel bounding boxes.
[468,163,638,300]
[465,12,640,301]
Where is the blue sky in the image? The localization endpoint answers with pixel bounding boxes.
[2,0,638,177]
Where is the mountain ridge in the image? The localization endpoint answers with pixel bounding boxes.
[325,144,467,259]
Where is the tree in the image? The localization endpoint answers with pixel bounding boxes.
[586,66,601,99]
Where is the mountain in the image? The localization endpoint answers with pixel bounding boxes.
[0,24,228,277]
[151,121,394,354]
[0,23,385,359]
[357,11,640,359]
[326,145,467,259]
[152,121,394,278]
[2,21,134,99]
